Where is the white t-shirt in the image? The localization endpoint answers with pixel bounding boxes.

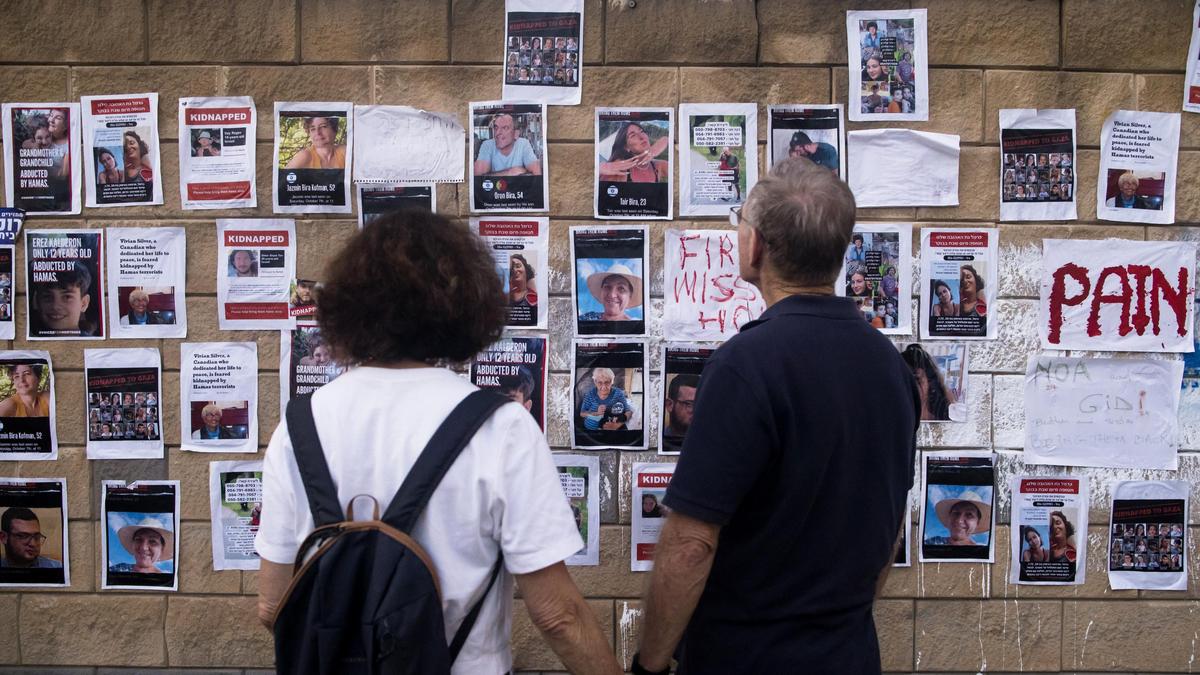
[255,366,582,674]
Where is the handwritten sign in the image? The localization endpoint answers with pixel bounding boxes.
[663,229,765,341]
[1039,239,1196,352]
[1024,356,1183,470]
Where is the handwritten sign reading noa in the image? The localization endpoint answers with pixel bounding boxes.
[663,229,765,341]
[1039,239,1196,352]
[1024,355,1183,470]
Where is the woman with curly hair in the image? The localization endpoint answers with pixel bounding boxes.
[901,344,954,421]
[122,130,153,183]
[254,210,618,673]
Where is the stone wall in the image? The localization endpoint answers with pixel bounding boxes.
[1,0,1200,672]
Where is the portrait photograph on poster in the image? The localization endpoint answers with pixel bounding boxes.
[571,339,647,450]
[1009,477,1088,586]
[106,226,186,338]
[897,342,968,423]
[2,102,81,215]
[1096,110,1180,225]
[279,323,344,416]
[766,104,845,176]
[838,223,910,334]
[919,452,996,563]
[272,102,353,214]
[101,480,179,591]
[178,96,256,210]
[25,229,105,340]
[631,462,674,571]
[209,460,263,571]
[216,219,296,330]
[470,334,548,431]
[659,344,714,455]
[594,107,672,219]
[471,217,549,330]
[571,225,648,336]
[0,351,56,461]
[846,9,928,122]
[470,101,548,213]
[81,93,163,208]
[0,478,68,587]
[180,342,258,453]
[919,228,998,340]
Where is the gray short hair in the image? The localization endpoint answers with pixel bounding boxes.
[743,157,857,286]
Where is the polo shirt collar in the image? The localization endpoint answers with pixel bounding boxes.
[740,294,861,332]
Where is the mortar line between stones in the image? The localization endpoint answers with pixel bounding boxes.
[142,0,150,65]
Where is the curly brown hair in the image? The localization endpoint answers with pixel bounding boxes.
[316,210,506,364]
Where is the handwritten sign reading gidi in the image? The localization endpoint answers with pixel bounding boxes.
[1024,356,1183,470]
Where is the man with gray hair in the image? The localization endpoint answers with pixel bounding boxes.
[632,158,919,675]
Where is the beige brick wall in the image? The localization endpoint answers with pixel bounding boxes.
[0,0,1198,672]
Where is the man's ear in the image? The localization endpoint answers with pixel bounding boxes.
[747,225,766,271]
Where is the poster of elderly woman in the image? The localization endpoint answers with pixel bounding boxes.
[1097,110,1179,225]
[595,108,672,219]
[2,102,81,214]
[571,339,647,449]
[919,452,996,563]
[101,480,179,591]
[80,93,162,208]
[1010,476,1088,585]
[571,225,648,336]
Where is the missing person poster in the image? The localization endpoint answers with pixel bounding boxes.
[847,9,929,122]
[0,351,56,461]
[81,93,162,208]
[1025,356,1183,470]
[631,462,674,572]
[660,344,715,455]
[766,104,845,177]
[101,480,179,591]
[1108,480,1188,591]
[0,478,68,587]
[572,226,648,337]
[571,339,647,450]
[84,348,163,460]
[209,460,263,571]
[288,279,317,324]
[1038,239,1196,352]
[1186,0,1200,113]
[503,0,584,105]
[678,103,757,217]
[838,223,911,335]
[0,210,21,339]
[180,342,258,454]
[595,108,672,219]
[216,219,296,330]
[999,109,1077,221]
[663,229,764,341]
[352,105,464,185]
[2,102,80,215]
[178,96,256,210]
[471,217,549,329]
[273,102,353,214]
[896,342,969,423]
[847,129,959,207]
[1009,477,1088,585]
[105,227,186,339]
[25,229,105,340]
[279,323,343,417]
[919,451,996,563]
[919,228,999,340]
[470,335,548,431]
[1097,110,1180,224]
[357,184,435,227]
[553,453,599,566]
[470,101,548,213]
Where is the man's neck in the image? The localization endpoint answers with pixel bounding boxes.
[759,279,835,308]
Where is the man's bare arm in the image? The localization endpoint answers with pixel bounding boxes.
[257,559,292,630]
[637,511,721,671]
[515,562,622,675]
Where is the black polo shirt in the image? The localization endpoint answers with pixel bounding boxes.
[663,294,919,675]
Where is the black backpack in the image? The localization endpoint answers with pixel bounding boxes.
[272,389,509,674]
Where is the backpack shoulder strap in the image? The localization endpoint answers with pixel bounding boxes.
[286,395,345,527]
[381,389,509,532]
